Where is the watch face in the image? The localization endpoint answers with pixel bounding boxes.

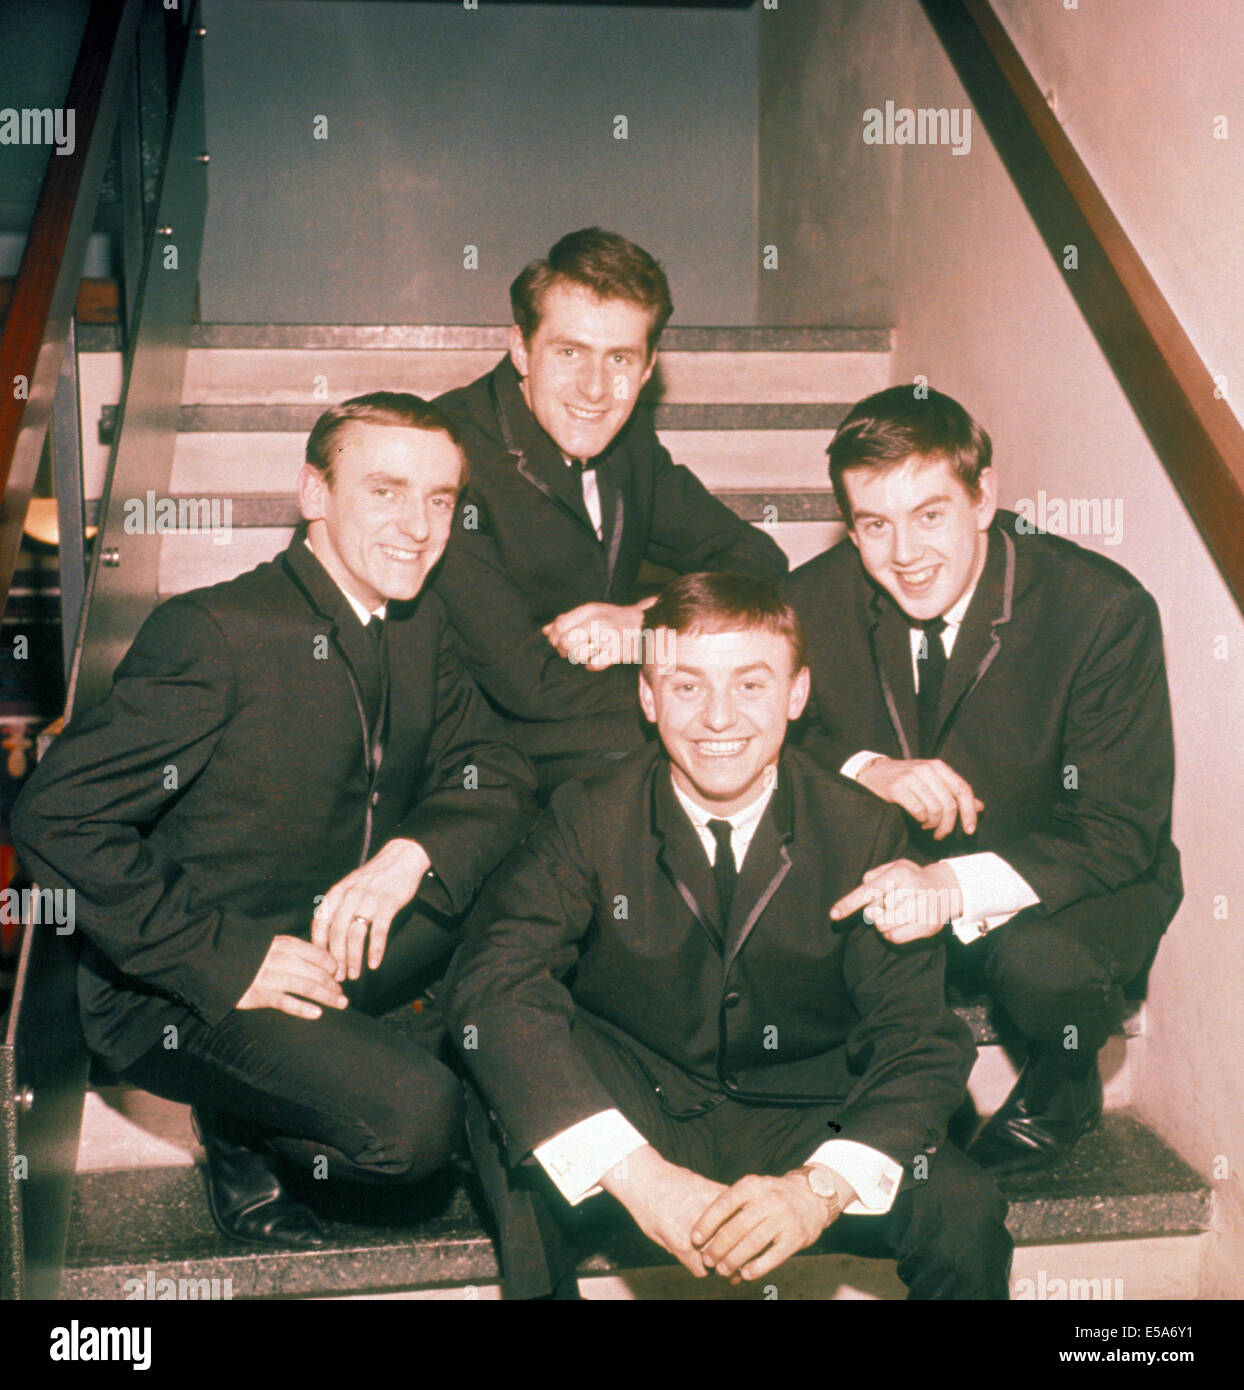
[807,1167,837,1200]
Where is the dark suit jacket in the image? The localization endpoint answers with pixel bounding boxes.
[784,513,1182,926]
[11,536,538,1070]
[445,744,974,1169]
[432,357,788,761]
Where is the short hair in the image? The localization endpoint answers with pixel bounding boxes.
[510,226,674,357]
[828,385,992,526]
[642,572,806,674]
[305,392,465,486]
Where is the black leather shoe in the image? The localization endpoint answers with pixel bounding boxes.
[967,1056,1103,1177]
[193,1109,330,1249]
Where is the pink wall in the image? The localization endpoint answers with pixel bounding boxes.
[760,0,1244,1295]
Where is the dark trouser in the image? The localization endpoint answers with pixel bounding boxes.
[948,877,1169,1079]
[118,910,464,1186]
[466,1015,1012,1299]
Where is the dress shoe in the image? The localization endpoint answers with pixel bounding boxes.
[967,1055,1103,1177]
[192,1109,329,1248]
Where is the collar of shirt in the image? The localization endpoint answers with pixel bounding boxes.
[304,538,386,627]
[908,570,979,674]
[670,772,775,872]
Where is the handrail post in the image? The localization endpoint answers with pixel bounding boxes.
[51,317,86,682]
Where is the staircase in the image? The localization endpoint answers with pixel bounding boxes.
[53,324,1211,1299]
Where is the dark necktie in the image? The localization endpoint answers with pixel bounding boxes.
[915,616,948,758]
[367,614,385,650]
[707,818,736,925]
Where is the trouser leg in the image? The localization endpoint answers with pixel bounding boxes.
[875,1144,1012,1299]
[119,989,464,1186]
[954,879,1167,1076]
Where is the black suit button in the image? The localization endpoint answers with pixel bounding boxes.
[723,991,741,1009]
[369,791,380,806]
[723,1074,741,1092]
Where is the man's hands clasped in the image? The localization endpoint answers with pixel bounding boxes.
[603,1146,855,1284]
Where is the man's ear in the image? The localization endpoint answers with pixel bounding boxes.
[637,669,658,725]
[297,463,329,523]
[508,324,530,379]
[974,466,999,530]
[788,666,811,721]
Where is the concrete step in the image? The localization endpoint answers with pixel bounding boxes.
[77,324,893,355]
[144,523,842,598]
[181,349,890,407]
[180,326,894,354]
[162,428,838,496]
[61,1114,1210,1300]
[99,401,853,438]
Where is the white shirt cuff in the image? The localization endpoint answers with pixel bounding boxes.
[840,750,887,782]
[804,1139,903,1215]
[944,851,1041,943]
[532,1109,649,1206]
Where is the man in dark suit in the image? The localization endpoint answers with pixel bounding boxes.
[445,572,1011,1299]
[785,386,1181,1176]
[12,393,537,1247]
[432,227,787,793]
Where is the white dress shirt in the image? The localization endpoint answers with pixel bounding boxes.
[304,538,386,626]
[533,772,903,1215]
[566,457,604,539]
[839,577,1039,942]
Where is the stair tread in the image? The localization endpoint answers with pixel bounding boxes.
[182,325,893,353]
[98,403,853,434]
[61,1114,1209,1299]
[79,324,894,356]
[84,489,843,529]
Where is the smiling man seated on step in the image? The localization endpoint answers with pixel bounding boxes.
[784,385,1182,1177]
[12,392,536,1248]
[445,571,1012,1300]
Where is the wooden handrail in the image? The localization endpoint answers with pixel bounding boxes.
[0,0,141,602]
[921,0,1244,614]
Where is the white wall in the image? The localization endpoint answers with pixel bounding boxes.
[760,0,1244,1296]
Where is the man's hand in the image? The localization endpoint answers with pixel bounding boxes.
[830,858,963,943]
[542,597,658,670]
[857,756,984,839]
[237,935,348,1020]
[311,838,432,980]
[600,1144,727,1277]
[691,1166,857,1283]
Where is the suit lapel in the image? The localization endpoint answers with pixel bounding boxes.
[598,468,626,598]
[721,792,793,971]
[651,765,726,953]
[282,537,382,774]
[491,361,602,536]
[931,527,1015,753]
[867,594,919,759]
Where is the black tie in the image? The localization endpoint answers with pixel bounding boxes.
[367,615,385,650]
[915,616,948,758]
[707,819,736,925]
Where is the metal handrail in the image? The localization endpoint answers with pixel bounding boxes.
[0,0,142,614]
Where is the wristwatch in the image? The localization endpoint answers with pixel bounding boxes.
[792,1163,843,1225]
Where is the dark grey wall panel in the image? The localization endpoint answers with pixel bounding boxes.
[199,0,758,325]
